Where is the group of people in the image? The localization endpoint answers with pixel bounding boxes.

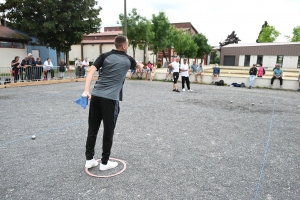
[75,58,89,78]
[129,61,153,80]
[248,63,288,89]
[11,53,68,82]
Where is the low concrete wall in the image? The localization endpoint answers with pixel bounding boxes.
[126,71,299,90]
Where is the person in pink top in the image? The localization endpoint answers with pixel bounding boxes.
[257,64,265,77]
[145,61,153,81]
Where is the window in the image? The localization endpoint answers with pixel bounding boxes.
[13,42,24,48]
[0,41,25,48]
[0,41,12,47]
[298,56,300,68]
[257,55,263,65]
[276,56,284,66]
[244,55,250,66]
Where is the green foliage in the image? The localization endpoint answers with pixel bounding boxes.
[256,21,269,43]
[192,33,211,59]
[285,26,300,42]
[157,63,162,68]
[171,28,198,58]
[150,12,172,56]
[118,8,154,59]
[257,25,280,43]
[0,0,102,62]
[210,56,220,64]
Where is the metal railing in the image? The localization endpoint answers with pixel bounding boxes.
[0,66,82,84]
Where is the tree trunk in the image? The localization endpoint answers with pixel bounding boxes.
[133,46,136,60]
[156,51,158,65]
[66,51,69,66]
[162,50,168,62]
[56,50,61,66]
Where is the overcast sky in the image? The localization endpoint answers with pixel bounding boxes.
[98,0,300,46]
[1,0,299,46]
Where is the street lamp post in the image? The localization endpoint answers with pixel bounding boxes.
[124,0,127,36]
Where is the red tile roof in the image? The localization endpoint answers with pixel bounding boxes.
[0,25,31,41]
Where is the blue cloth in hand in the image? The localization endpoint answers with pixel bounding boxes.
[75,96,88,109]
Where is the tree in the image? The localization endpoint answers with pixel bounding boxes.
[256,21,269,43]
[0,0,102,64]
[285,26,300,42]
[151,12,172,63]
[257,25,280,43]
[118,8,154,59]
[171,28,198,59]
[192,33,211,63]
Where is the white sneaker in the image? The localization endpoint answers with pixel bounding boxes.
[99,160,118,171]
[85,159,99,168]
[188,89,193,92]
[182,88,186,92]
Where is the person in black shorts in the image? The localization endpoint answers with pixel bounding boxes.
[168,57,180,92]
[83,35,143,171]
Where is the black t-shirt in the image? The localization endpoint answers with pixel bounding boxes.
[92,49,136,101]
[11,60,20,69]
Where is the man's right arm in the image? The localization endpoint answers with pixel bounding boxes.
[83,65,97,100]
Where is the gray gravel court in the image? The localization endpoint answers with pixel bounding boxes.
[0,80,299,200]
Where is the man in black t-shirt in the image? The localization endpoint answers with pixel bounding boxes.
[11,56,20,83]
[83,35,143,171]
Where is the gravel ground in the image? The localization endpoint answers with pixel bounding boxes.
[0,80,299,200]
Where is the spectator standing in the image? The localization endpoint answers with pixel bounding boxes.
[11,56,20,83]
[27,53,35,81]
[82,58,89,77]
[75,58,83,78]
[59,60,67,79]
[180,58,193,91]
[21,57,30,82]
[270,64,283,88]
[248,64,257,89]
[35,57,43,80]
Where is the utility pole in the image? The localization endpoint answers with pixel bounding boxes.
[124,0,127,36]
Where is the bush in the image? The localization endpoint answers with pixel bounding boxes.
[157,63,162,68]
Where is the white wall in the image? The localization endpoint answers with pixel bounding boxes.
[239,55,245,66]
[263,56,277,68]
[83,44,100,62]
[102,44,114,54]
[69,45,81,61]
[126,45,144,61]
[250,55,257,66]
[282,56,298,68]
[1,45,28,67]
[148,51,156,64]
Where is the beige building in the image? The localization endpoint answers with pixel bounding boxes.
[70,22,204,65]
[69,31,146,63]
